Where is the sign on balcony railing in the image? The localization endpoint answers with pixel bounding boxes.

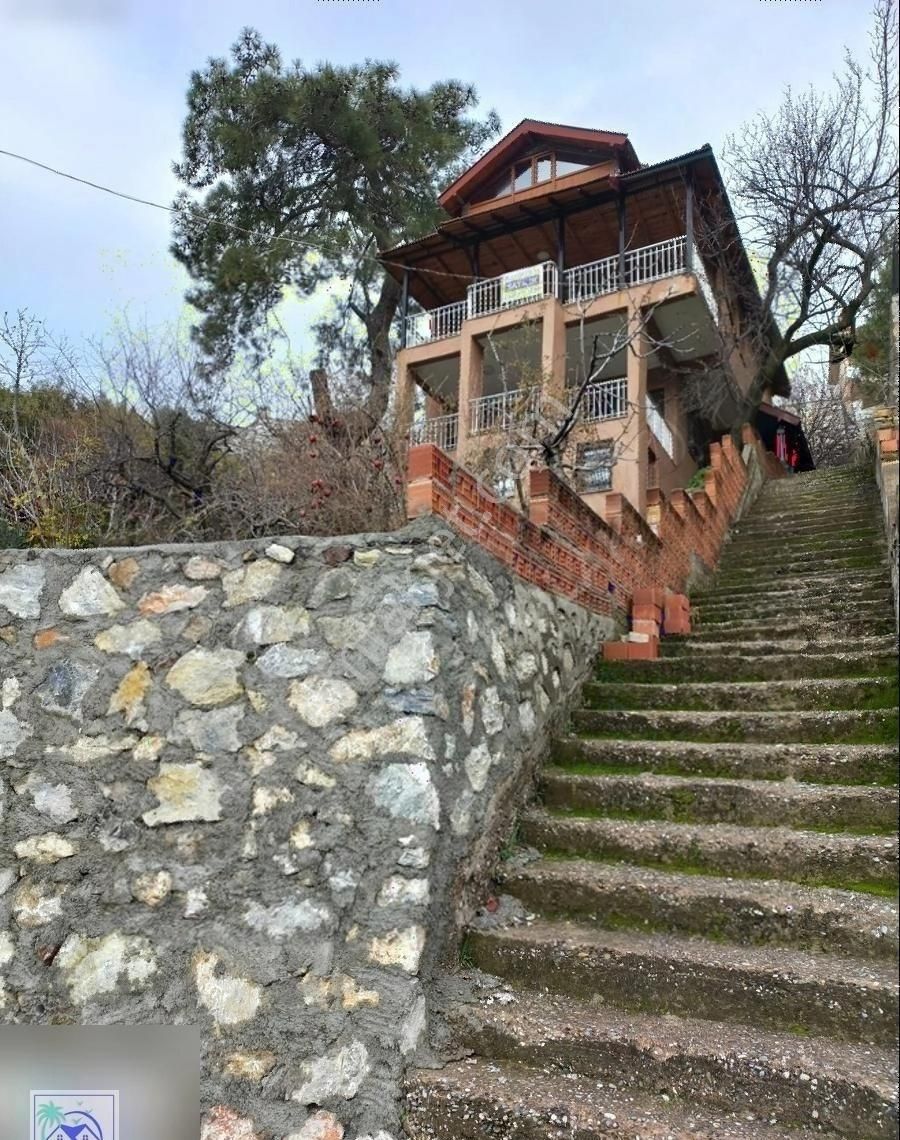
[467,261,557,320]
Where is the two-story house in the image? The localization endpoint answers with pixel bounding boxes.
[382,119,791,517]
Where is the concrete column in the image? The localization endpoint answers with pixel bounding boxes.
[622,302,649,516]
[457,330,483,461]
[541,300,568,409]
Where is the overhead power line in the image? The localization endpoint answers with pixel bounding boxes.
[0,145,477,283]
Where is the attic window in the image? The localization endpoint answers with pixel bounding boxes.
[482,148,598,202]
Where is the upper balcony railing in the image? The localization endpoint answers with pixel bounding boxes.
[565,236,687,303]
[403,236,714,348]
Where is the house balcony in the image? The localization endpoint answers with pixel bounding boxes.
[402,236,716,349]
[409,376,631,455]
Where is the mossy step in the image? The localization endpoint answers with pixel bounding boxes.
[438,996,897,1139]
[682,617,896,641]
[466,920,898,1045]
[571,706,899,745]
[748,498,880,521]
[500,857,899,960]
[731,519,881,541]
[581,677,897,712]
[719,533,884,565]
[519,809,899,891]
[660,634,896,658]
[716,554,888,586]
[551,735,898,786]
[404,1057,831,1140]
[728,524,882,549]
[692,599,892,625]
[539,770,899,831]
[593,651,899,684]
[693,567,891,603]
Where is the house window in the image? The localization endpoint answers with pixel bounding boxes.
[648,389,665,415]
[534,155,553,183]
[577,441,614,492]
[484,148,600,201]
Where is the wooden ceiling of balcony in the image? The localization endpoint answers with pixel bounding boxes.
[382,147,722,310]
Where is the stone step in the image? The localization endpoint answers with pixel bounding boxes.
[729,528,882,554]
[519,809,899,890]
[437,995,899,1138]
[465,920,898,1045]
[551,735,898,786]
[581,677,897,712]
[404,1057,832,1140]
[747,492,878,515]
[692,599,892,626]
[730,519,881,542]
[719,536,886,572]
[692,567,891,603]
[499,858,899,960]
[539,770,899,831]
[716,554,888,587]
[570,706,899,745]
[594,651,899,684]
[659,634,897,658]
[686,617,895,641]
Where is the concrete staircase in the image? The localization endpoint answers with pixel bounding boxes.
[404,466,899,1139]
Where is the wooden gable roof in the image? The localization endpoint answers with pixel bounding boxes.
[438,119,639,216]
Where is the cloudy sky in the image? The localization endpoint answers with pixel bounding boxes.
[0,0,876,354]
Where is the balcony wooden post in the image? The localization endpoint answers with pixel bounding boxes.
[399,269,410,348]
[685,176,694,273]
[617,194,626,288]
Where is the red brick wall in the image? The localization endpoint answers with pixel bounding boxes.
[406,426,779,617]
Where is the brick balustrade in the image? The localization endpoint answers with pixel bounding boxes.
[406,425,781,641]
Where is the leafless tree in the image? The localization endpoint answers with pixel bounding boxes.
[0,309,56,441]
[711,0,899,422]
[780,364,865,468]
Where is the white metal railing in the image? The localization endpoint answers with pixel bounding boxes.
[405,300,466,347]
[467,261,558,321]
[403,238,719,347]
[565,253,619,302]
[646,398,674,459]
[470,387,540,435]
[578,377,628,422]
[564,236,687,303]
[410,413,459,452]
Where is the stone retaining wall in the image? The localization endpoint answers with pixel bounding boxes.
[0,516,610,1140]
